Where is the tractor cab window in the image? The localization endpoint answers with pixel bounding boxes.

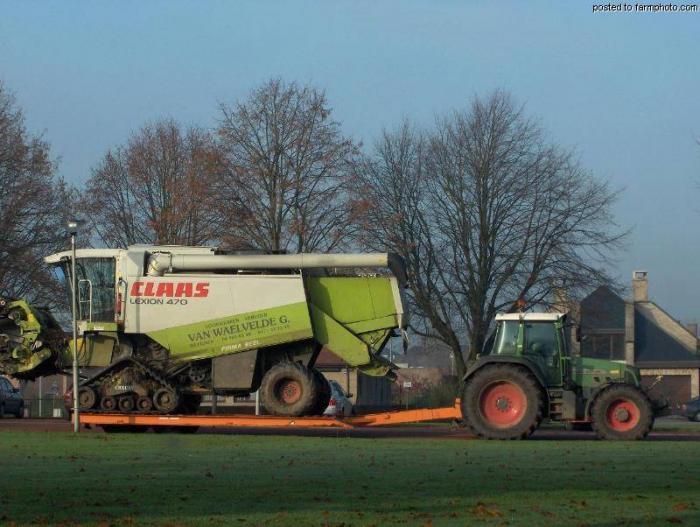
[488,321,520,355]
[59,258,116,322]
[523,322,561,384]
[524,322,558,362]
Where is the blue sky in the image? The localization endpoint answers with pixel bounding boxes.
[1,1,699,319]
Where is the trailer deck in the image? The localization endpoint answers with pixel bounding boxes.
[76,399,463,430]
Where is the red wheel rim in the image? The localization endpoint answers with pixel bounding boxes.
[605,398,640,432]
[479,381,527,428]
[277,379,302,404]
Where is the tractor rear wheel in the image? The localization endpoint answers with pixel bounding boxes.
[260,361,317,417]
[591,384,653,440]
[461,364,543,440]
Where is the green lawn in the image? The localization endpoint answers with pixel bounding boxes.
[0,430,698,526]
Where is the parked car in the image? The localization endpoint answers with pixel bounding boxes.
[0,376,24,418]
[323,380,354,417]
[681,397,700,422]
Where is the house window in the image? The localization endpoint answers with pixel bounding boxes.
[583,332,625,361]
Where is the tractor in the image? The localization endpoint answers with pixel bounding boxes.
[461,312,660,440]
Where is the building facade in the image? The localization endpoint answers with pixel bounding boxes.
[573,272,700,411]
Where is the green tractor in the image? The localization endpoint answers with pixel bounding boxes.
[461,313,662,440]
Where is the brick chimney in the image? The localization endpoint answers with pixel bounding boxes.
[632,270,648,302]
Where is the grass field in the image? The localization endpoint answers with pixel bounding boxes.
[0,430,699,526]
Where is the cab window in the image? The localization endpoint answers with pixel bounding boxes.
[59,258,116,322]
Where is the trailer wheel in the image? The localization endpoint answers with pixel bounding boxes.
[260,361,317,416]
[591,384,653,440]
[309,368,331,415]
[461,364,543,440]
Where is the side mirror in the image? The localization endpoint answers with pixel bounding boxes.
[346,393,354,399]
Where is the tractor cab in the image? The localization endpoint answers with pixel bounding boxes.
[484,312,568,386]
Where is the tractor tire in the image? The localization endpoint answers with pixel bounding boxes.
[309,368,331,415]
[461,364,544,440]
[590,384,653,440]
[260,361,318,417]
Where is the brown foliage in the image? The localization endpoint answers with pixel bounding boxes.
[216,79,358,252]
[0,81,72,304]
[81,119,223,246]
[353,92,625,374]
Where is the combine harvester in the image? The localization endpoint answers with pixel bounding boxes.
[0,245,662,439]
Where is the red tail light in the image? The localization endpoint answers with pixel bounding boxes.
[328,398,337,406]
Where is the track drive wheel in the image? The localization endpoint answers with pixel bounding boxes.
[309,368,331,415]
[590,384,653,440]
[153,388,180,413]
[461,364,543,440]
[260,361,317,416]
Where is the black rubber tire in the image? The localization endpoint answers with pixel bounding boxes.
[461,364,543,440]
[15,404,24,418]
[0,404,5,419]
[260,361,317,417]
[695,412,700,423]
[590,384,653,440]
[309,368,331,415]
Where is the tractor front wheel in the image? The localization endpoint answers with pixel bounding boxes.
[260,361,317,417]
[461,364,544,440]
[591,384,653,440]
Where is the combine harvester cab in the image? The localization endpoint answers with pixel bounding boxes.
[0,245,407,418]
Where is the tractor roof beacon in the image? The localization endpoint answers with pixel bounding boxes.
[460,312,658,440]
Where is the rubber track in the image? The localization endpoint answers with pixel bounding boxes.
[79,358,181,415]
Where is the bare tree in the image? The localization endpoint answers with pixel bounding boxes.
[0,81,71,304]
[353,92,625,377]
[216,79,358,252]
[81,119,223,246]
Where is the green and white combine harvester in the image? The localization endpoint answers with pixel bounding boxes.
[0,246,408,417]
[0,245,664,439]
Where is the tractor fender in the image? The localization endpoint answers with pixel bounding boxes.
[463,356,550,411]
